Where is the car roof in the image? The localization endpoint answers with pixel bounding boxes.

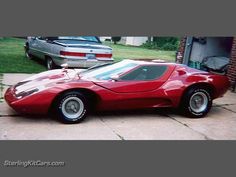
[123,59,178,66]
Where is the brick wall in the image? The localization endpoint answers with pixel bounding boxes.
[176,37,187,63]
[228,37,236,85]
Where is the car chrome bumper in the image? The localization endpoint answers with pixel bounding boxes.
[53,56,114,68]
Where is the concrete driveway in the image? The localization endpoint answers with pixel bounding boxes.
[1,74,236,140]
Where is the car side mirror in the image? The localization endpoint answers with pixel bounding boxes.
[110,75,120,81]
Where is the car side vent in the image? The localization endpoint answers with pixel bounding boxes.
[177,68,186,75]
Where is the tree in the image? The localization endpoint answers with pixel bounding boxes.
[112,37,121,44]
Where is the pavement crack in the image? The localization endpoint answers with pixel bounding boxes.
[99,116,125,140]
[221,106,236,113]
[166,114,213,140]
[214,102,236,113]
[213,103,236,107]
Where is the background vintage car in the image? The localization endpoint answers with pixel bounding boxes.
[25,36,113,70]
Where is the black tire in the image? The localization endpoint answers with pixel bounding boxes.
[46,57,57,70]
[180,87,212,118]
[25,45,33,59]
[53,91,89,124]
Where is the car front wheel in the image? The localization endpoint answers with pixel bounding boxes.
[180,87,212,118]
[54,92,88,123]
[25,45,33,59]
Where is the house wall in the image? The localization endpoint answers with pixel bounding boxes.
[176,37,186,63]
[119,37,127,44]
[228,37,236,84]
[100,37,148,46]
[125,37,148,46]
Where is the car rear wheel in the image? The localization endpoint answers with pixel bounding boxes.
[46,57,56,70]
[180,87,212,118]
[54,92,88,123]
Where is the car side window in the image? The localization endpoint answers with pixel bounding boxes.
[120,65,167,81]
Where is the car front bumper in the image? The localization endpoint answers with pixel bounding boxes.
[4,86,55,115]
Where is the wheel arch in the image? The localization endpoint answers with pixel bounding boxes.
[49,88,100,113]
[181,82,216,102]
[44,54,52,61]
[25,42,30,51]
[177,82,215,118]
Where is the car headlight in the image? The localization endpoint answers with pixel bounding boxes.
[15,88,39,99]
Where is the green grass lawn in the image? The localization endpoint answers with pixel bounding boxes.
[0,37,176,73]
[0,38,46,73]
[104,41,176,62]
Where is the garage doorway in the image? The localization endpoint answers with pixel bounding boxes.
[184,37,233,70]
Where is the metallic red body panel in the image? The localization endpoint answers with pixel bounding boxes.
[5,80,98,114]
[4,62,230,115]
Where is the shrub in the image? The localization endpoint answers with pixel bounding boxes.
[111,37,121,44]
[142,37,180,51]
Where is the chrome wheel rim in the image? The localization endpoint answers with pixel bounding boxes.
[47,59,53,70]
[61,97,84,120]
[189,92,208,113]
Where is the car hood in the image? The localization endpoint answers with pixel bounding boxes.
[53,40,112,50]
[14,69,85,95]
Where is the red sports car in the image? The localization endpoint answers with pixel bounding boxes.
[5,59,230,123]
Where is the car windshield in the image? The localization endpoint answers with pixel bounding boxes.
[80,60,138,81]
[57,36,100,43]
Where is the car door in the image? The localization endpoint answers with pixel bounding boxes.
[36,37,49,59]
[28,37,39,57]
[30,37,48,59]
[95,64,175,109]
[96,64,175,93]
